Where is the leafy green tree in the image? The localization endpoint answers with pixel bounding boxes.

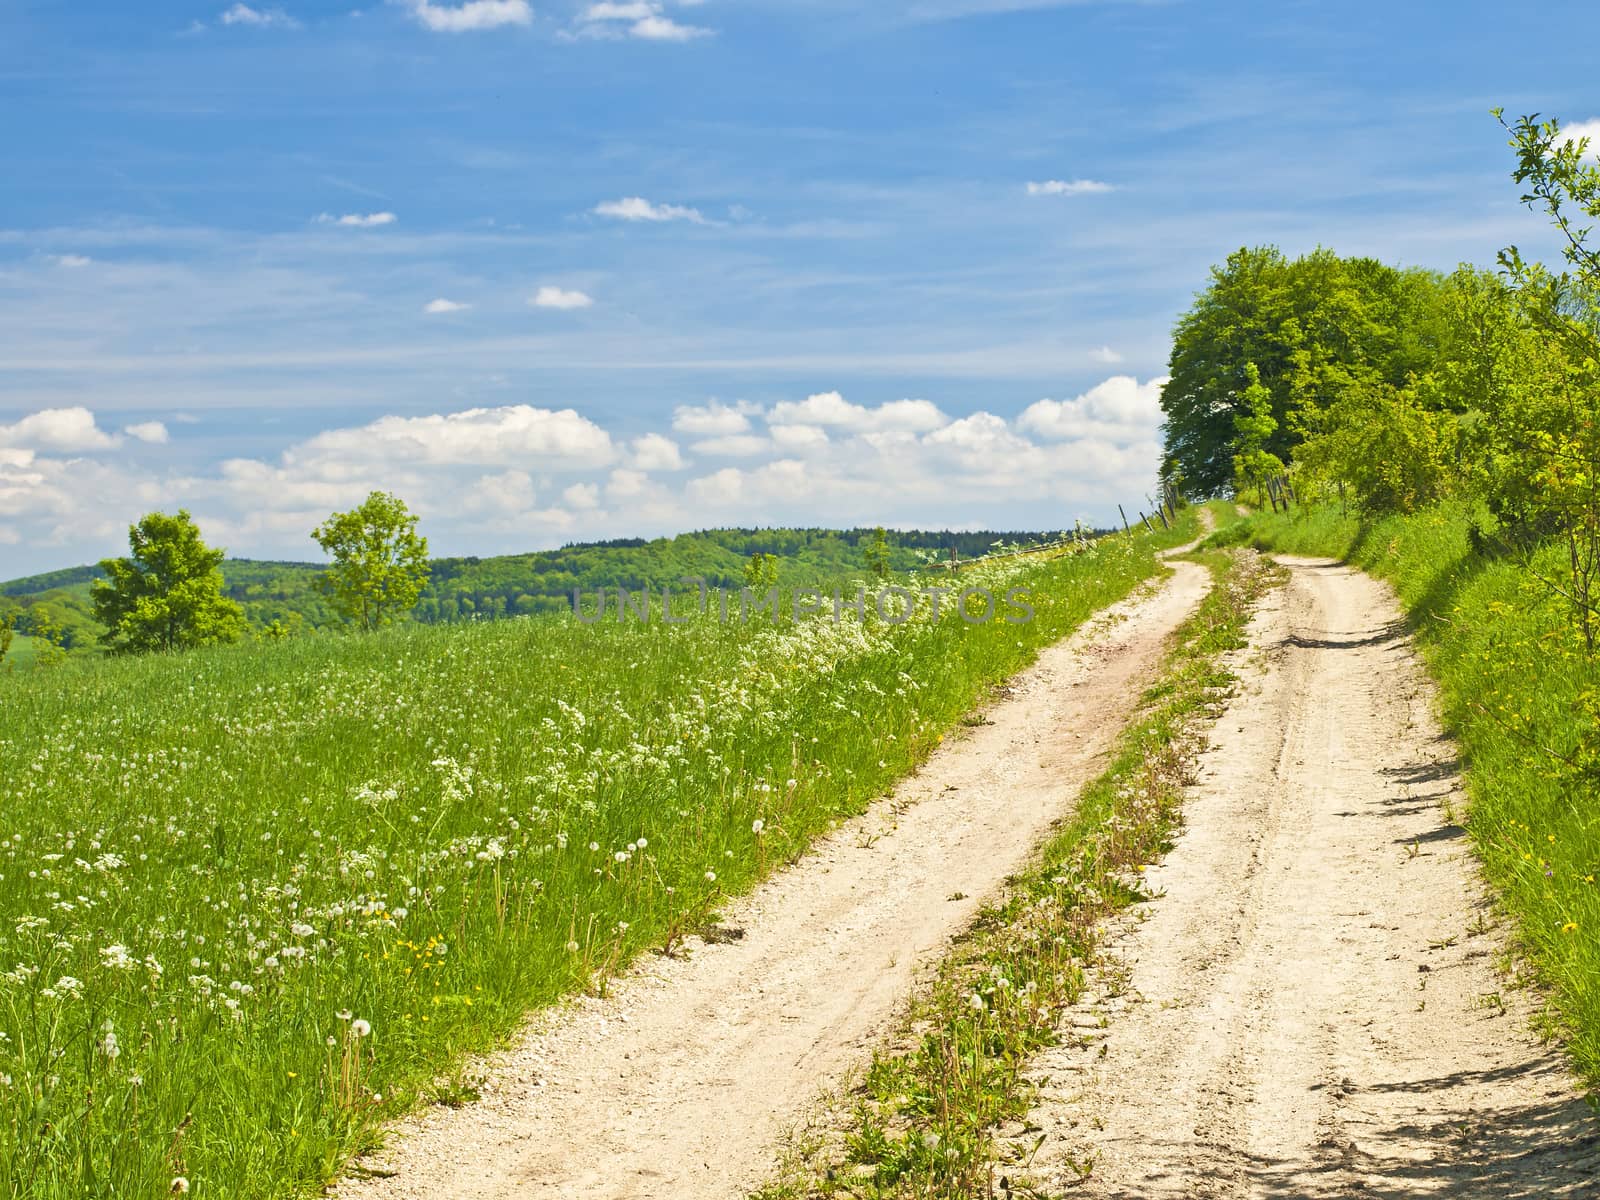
[312,491,431,632]
[91,510,247,654]
[743,551,779,591]
[29,609,68,668]
[1295,376,1460,514]
[1494,110,1600,650]
[1230,364,1285,506]
[864,526,892,579]
[1161,246,1447,495]
[0,614,13,666]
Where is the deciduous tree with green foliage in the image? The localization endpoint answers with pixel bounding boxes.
[0,614,13,667]
[1230,363,1285,506]
[864,526,893,578]
[1160,245,1446,495]
[1494,109,1600,650]
[743,551,779,592]
[91,510,247,654]
[312,491,431,632]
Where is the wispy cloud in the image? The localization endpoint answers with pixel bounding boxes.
[49,254,92,268]
[398,0,533,33]
[314,211,398,227]
[1025,179,1114,196]
[423,298,471,313]
[593,196,708,223]
[219,4,301,28]
[531,286,595,309]
[574,1,712,41]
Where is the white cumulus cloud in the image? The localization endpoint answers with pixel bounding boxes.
[1017,375,1168,442]
[767,392,949,434]
[1557,118,1600,161]
[0,407,120,453]
[691,434,771,458]
[531,286,595,310]
[630,433,684,471]
[770,424,829,451]
[563,482,601,509]
[287,405,616,470]
[671,399,754,436]
[424,298,471,314]
[124,422,171,445]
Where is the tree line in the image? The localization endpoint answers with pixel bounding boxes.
[1,520,1066,664]
[1,495,1079,664]
[1160,112,1600,646]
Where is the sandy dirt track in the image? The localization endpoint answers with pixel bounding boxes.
[337,560,1211,1200]
[1021,556,1600,1198]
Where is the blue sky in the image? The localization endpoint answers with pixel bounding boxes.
[1,0,1597,575]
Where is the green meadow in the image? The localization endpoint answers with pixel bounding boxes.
[0,510,1211,1199]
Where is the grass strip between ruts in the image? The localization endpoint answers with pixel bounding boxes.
[755,547,1282,1199]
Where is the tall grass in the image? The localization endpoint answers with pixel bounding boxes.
[0,637,39,672]
[1225,501,1600,1092]
[0,508,1214,1199]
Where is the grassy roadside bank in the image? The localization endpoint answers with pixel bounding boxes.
[755,546,1280,1199]
[0,506,1227,1200]
[1211,501,1600,1093]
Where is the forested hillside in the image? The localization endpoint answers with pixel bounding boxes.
[0,524,1064,659]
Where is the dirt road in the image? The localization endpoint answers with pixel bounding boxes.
[338,561,1211,1200]
[1020,556,1600,1197]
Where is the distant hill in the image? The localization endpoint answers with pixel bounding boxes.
[0,525,1063,662]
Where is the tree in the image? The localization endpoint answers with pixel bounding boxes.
[91,510,247,654]
[1230,363,1285,506]
[28,608,68,669]
[863,526,893,579]
[312,491,431,632]
[0,614,13,667]
[743,551,779,592]
[1160,245,1446,495]
[1494,110,1600,651]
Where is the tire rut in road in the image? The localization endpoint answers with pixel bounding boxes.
[1017,555,1600,1199]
